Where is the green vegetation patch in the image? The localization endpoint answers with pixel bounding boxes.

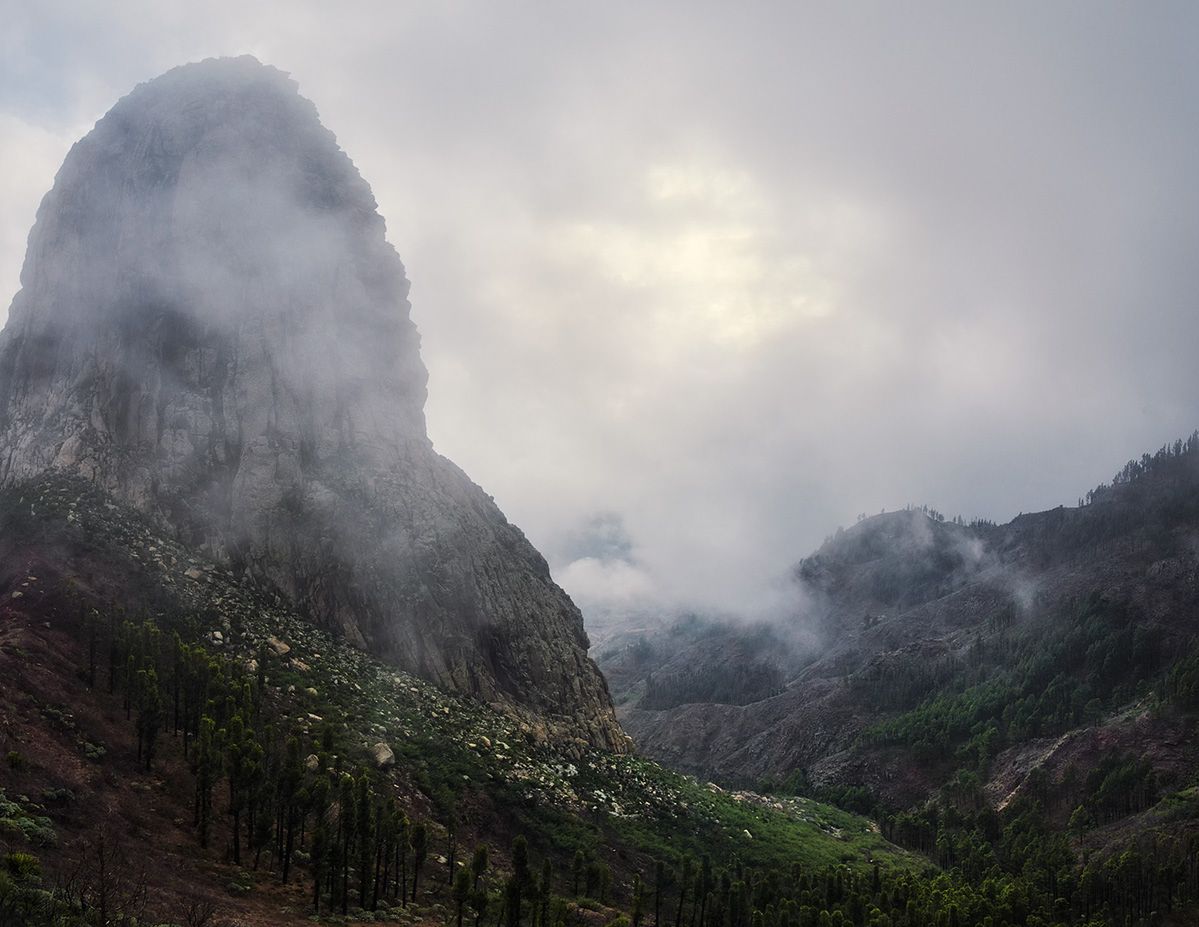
[0,790,56,847]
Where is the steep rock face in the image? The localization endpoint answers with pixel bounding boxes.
[0,56,626,751]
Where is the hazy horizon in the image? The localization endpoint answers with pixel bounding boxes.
[6,3,1199,626]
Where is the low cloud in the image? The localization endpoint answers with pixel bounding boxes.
[6,4,1199,628]
[557,557,657,615]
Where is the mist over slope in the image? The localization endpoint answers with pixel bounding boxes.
[608,437,1199,809]
[0,56,623,750]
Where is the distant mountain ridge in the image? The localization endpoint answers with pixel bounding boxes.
[609,435,1199,821]
[0,56,625,750]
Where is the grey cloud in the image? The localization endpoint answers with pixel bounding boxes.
[5,2,1199,629]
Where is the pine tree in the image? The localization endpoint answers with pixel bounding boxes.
[124,652,136,719]
[505,876,521,927]
[371,797,386,909]
[356,771,374,908]
[455,869,473,927]
[540,858,553,927]
[446,806,459,884]
[655,859,667,926]
[170,632,183,735]
[510,835,529,926]
[472,843,489,891]
[135,667,163,770]
[338,773,356,914]
[470,882,490,927]
[279,736,304,883]
[572,850,585,897]
[676,857,694,927]
[312,817,330,914]
[411,822,428,903]
[696,856,712,927]
[85,608,99,689]
[223,714,251,864]
[194,716,219,848]
[107,611,123,694]
[395,811,410,905]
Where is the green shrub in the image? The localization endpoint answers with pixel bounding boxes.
[3,852,40,881]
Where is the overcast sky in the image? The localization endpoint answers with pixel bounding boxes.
[5,2,1199,624]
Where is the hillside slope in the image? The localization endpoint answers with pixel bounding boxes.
[0,473,946,926]
[2,472,1196,924]
[609,439,1199,914]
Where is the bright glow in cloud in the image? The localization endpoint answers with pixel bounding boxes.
[550,163,845,353]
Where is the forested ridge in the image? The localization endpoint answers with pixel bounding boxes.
[615,434,1199,925]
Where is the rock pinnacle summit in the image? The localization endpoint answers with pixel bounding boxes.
[0,56,626,751]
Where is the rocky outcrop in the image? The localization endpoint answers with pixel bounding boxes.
[0,56,626,751]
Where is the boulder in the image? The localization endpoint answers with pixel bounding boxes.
[372,742,396,769]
